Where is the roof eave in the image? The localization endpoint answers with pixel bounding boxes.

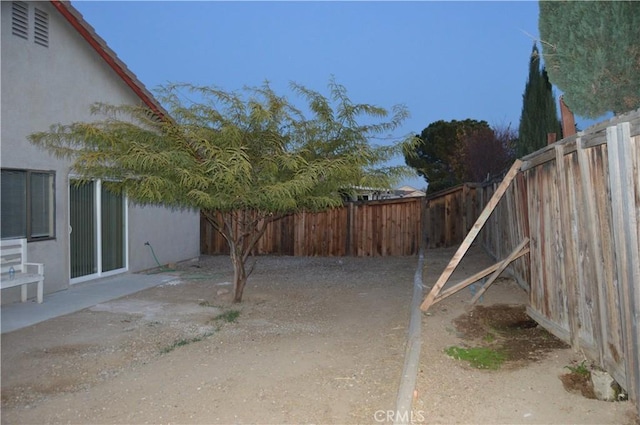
[50,0,170,120]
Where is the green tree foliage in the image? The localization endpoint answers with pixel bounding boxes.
[29,80,415,302]
[539,1,640,118]
[404,119,491,194]
[517,44,562,157]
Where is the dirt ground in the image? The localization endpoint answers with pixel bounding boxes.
[2,246,638,424]
[414,247,638,425]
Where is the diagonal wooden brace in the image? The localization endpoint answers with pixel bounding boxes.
[420,159,522,312]
[431,241,529,307]
[469,238,529,304]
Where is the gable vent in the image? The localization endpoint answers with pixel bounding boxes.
[11,1,28,40]
[34,8,49,47]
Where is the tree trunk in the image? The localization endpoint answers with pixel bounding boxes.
[203,209,276,303]
[230,250,247,303]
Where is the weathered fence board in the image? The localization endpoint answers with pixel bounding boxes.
[607,123,640,405]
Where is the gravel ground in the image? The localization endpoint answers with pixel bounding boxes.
[1,247,638,424]
[2,254,414,424]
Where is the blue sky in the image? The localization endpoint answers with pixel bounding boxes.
[73,1,604,190]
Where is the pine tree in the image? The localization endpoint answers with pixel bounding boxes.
[404,119,491,193]
[517,44,562,157]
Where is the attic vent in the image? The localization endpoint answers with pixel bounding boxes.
[11,1,28,40]
[33,8,49,47]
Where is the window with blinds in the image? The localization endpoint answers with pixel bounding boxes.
[1,169,55,241]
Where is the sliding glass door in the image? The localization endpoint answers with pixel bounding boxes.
[69,180,126,282]
[101,185,125,272]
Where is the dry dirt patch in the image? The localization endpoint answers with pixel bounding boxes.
[2,255,415,424]
[453,303,570,366]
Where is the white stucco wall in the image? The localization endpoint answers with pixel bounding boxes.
[128,203,200,272]
[1,1,199,303]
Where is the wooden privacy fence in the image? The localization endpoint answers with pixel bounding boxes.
[421,110,639,414]
[422,176,530,292]
[424,183,482,248]
[200,197,424,257]
[420,161,527,311]
[200,180,525,257]
[523,113,639,410]
[477,110,640,414]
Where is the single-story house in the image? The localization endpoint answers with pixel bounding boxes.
[1,0,200,303]
[394,185,426,198]
[345,185,426,202]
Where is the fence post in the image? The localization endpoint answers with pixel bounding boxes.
[576,136,607,367]
[607,122,640,409]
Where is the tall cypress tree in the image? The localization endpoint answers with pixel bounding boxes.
[517,44,562,157]
[539,1,640,118]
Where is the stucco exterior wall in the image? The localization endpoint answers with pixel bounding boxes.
[1,2,199,303]
[128,204,200,272]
